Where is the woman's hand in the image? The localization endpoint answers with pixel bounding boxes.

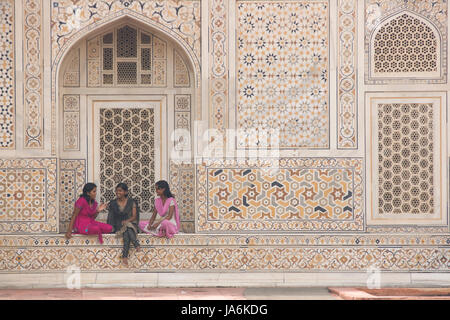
[98,203,107,212]
[65,231,72,240]
[151,222,160,229]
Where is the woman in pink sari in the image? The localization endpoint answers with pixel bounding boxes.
[139,180,180,238]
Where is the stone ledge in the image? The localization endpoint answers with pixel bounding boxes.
[1,234,450,273]
[1,272,450,289]
[1,233,450,247]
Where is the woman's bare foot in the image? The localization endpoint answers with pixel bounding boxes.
[136,246,141,253]
[122,257,128,266]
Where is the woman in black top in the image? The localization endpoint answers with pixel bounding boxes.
[107,183,141,266]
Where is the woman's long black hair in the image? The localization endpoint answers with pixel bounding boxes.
[155,180,174,198]
[80,183,97,204]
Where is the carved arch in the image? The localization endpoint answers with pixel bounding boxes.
[369,10,442,81]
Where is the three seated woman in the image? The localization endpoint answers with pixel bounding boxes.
[65,180,180,265]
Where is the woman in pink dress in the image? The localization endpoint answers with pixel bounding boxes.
[65,183,112,244]
[139,180,180,238]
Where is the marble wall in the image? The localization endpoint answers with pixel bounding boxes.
[0,0,449,273]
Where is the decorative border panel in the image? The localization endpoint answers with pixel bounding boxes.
[197,158,364,233]
[174,50,190,87]
[209,0,228,131]
[1,234,450,272]
[337,0,357,149]
[24,0,44,148]
[63,95,80,151]
[63,48,80,87]
[174,95,191,152]
[0,0,15,149]
[59,160,86,232]
[170,161,195,233]
[0,159,57,234]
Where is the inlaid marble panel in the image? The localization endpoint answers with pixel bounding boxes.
[197,158,364,233]
[1,234,450,272]
[170,161,195,233]
[63,48,80,87]
[210,0,228,132]
[0,0,15,149]
[174,95,191,152]
[174,50,190,87]
[0,159,57,234]
[24,0,44,148]
[59,160,86,232]
[337,0,357,149]
[63,95,80,151]
[236,1,329,149]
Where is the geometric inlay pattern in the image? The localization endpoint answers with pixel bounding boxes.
[0,0,15,149]
[99,108,155,212]
[337,0,357,149]
[3,234,450,272]
[0,158,57,234]
[197,158,364,232]
[59,160,86,232]
[237,1,329,148]
[169,161,195,233]
[0,169,46,221]
[377,103,434,215]
[23,0,43,148]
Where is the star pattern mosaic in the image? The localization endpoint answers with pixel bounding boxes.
[237,1,329,148]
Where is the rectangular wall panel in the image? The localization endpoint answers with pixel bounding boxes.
[0,158,57,234]
[236,1,329,149]
[366,92,447,226]
[197,158,364,232]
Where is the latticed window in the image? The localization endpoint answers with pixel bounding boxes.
[372,13,439,75]
[87,24,167,87]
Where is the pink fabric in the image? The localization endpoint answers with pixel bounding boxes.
[139,197,180,238]
[73,197,112,244]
